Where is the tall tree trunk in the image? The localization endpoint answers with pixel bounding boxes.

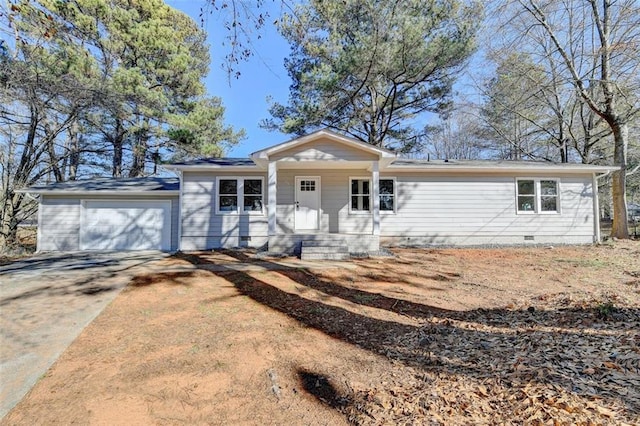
[560,138,567,163]
[68,122,80,180]
[0,191,21,249]
[610,121,629,238]
[44,121,64,183]
[129,127,148,177]
[129,142,146,177]
[112,120,125,178]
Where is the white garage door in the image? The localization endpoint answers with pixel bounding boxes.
[80,200,172,250]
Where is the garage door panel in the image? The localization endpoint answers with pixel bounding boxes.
[80,200,171,251]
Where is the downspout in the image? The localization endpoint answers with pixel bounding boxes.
[176,170,183,252]
[593,171,613,243]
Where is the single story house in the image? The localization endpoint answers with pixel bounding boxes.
[23,129,617,254]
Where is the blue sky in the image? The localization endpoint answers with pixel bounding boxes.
[166,0,293,158]
[165,1,486,159]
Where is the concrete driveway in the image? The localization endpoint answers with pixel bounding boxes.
[0,251,170,419]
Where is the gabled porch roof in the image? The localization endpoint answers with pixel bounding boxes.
[250,129,397,169]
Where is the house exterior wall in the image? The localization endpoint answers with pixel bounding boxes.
[180,171,268,250]
[379,172,596,246]
[180,168,597,251]
[38,194,179,251]
[270,138,379,162]
[275,168,373,235]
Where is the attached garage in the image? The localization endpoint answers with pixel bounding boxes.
[80,200,172,251]
[23,177,180,252]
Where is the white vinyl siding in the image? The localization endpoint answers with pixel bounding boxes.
[379,174,595,245]
[180,171,268,250]
[182,169,596,249]
[275,169,373,234]
[270,138,378,161]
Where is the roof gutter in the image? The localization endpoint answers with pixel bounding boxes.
[15,190,181,196]
[386,166,619,174]
[165,165,261,172]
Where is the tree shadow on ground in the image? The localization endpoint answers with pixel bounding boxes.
[181,251,640,421]
[0,252,168,306]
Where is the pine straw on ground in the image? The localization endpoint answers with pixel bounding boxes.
[343,292,640,425]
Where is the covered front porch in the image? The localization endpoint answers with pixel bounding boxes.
[249,130,396,255]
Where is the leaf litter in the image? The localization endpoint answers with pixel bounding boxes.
[343,292,640,425]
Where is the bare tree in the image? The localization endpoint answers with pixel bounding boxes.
[422,105,486,160]
[494,0,640,239]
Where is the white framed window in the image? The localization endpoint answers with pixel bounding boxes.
[379,178,396,213]
[216,177,264,215]
[516,178,560,214]
[243,178,264,213]
[218,179,238,213]
[349,177,396,213]
[350,177,371,213]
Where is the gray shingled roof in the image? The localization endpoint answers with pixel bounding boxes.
[23,176,180,193]
[390,158,611,170]
[167,158,256,166]
[168,156,611,171]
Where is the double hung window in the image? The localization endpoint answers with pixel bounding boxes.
[349,178,396,213]
[216,177,264,214]
[516,179,559,214]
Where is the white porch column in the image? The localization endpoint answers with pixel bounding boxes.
[268,161,277,236]
[372,161,380,236]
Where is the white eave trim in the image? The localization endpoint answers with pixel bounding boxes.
[165,165,260,172]
[17,190,181,196]
[386,165,620,174]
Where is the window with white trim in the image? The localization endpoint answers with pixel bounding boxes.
[216,177,264,214]
[349,178,396,213]
[516,178,559,213]
[218,179,238,212]
[350,178,370,212]
[379,178,395,212]
[540,180,559,212]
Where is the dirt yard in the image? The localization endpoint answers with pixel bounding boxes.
[3,242,640,425]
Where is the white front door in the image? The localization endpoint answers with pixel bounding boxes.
[295,177,320,230]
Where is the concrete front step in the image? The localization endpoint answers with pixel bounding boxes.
[269,234,380,254]
[300,240,350,261]
[300,252,351,261]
